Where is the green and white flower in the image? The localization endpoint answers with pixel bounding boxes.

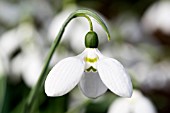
[45,31,132,98]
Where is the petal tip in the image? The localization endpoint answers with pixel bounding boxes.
[125,92,133,98]
[46,92,55,97]
[45,88,55,97]
[119,89,133,98]
[113,85,133,98]
[45,89,63,97]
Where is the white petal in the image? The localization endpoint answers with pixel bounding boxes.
[45,57,84,96]
[97,58,132,97]
[79,72,107,98]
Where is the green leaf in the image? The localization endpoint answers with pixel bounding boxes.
[10,99,26,113]
[0,76,6,113]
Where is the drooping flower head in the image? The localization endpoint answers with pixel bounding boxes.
[45,31,132,98]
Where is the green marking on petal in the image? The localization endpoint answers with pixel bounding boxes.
[86,66,97,72]
[85,57,98,63]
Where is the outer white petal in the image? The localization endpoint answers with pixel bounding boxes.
[79,72,107,98]
[97,57,132,97]
[45,57,84,96]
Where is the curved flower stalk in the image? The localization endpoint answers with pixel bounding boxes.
[49,5,110,52]
[108,90,157,113]
[45,31,132,98]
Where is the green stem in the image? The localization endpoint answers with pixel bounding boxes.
[23,9,110,113]
[84,15,93,31]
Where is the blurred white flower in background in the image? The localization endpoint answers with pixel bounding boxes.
[114,14,144,43]
[0,23,44,87]
[0,23,43,57]
[142,60,170,90]
[0,1,20,26]
[129,61,152,85]
[11,44,43,87]
[142,1,170,35]
[108,90,157,113]
[48,5,109,53]
[102,43,152,68]
[129,57,170,91]
[0,26,23,82]
[0,30,21,58]
[20,0,54,26]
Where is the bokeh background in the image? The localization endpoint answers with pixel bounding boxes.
[0,0,170,113]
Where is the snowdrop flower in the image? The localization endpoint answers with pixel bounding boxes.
[0,30,21,58]
[11,45,43,87]
[108,90,157,113]
[45,31,132,98]
[0,23,41,58]
[0,23,44,87]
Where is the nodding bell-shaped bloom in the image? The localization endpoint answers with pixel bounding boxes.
[45,31,132,98]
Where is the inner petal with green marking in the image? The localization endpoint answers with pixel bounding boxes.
[84,56,98,72]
